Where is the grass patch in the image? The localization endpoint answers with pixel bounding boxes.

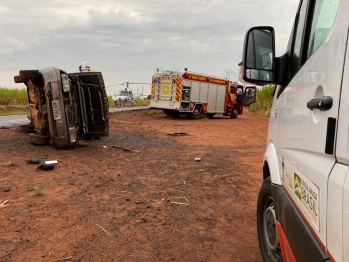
[141,110,155,116]
[0,87,28,106]
[0,105,29,116]
[28,185,46,196]
[249,85,275,117]
[135,98,150,106]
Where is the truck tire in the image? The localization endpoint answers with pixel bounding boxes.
[19,70,40,81]
[29,134,50,146]
[207,113,215,119]
[192,106,202,120]
[230,106,238,119]
[257,177,283,262]
[14,75,25,83]
[20,124,35,133]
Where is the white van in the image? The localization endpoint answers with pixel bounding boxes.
[239,0,348,261]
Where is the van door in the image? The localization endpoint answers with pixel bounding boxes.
[276,0,343,260]
[333,25,349,262]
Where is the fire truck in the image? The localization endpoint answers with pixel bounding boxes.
[150,68,256,119]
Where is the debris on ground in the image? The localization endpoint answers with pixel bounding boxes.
[97,224,117,240]
[25,155,57,170]
[25,158,41,164]
[194,157,201,162]
[0,200,9,208]
[0,161,14,166]
[0,186,11,192]
[167,196,189,206]
[167,132,190,136]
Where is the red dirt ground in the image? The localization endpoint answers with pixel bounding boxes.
[0,109,268,262]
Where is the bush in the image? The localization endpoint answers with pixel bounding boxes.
[249,85,275,117]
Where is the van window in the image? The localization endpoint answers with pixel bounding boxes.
[307,0,340,58]
[289,0,340,82]
[290,0,309,78]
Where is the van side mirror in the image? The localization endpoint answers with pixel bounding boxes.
[239,27,275,86]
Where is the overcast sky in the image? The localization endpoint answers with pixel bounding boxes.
[0,0,299,96]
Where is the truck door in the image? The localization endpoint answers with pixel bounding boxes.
[275,0,343,260]
[242,86,256,106]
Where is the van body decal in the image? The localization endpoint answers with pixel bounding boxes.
[281,156,320,230]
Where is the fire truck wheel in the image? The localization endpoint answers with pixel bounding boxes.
[230,106,238,119]
[257,177,283,262]
[192,106,202,120]
[29,134,50,146]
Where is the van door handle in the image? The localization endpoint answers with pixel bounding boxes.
[307,96,333,111]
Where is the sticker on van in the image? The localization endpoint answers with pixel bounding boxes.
[281,156,320,230]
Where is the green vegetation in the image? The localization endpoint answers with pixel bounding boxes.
[249,85,275,117]
[135,98,150,106]
[141,110,155,116]
[0,105,29,116]
[28,185,46,196]
[0,87,29,116]
[107,95,114,106]
[0,87,28,105]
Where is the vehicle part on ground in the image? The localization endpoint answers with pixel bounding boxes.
[29,134,50,146]
[20,124,35,133]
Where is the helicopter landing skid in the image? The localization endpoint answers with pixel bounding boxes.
[114,100,137,108]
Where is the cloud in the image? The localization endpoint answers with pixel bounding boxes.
[0,0,299,93]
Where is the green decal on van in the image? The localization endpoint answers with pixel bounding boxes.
[294,173,302,200]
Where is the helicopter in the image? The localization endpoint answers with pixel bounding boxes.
[112,82,150,107]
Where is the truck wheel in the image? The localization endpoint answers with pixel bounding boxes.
[192,106,202,120]
[20,124,35,133]
[207,113,215,119]
[19,70,40,81]
[230,106,238,119]
[29,134,50,146]
[257,177,283,262]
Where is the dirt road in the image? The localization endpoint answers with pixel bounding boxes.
[0,110,268,262]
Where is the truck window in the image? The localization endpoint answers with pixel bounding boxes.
[307,0,340,58]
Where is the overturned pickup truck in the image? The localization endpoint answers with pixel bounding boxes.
[14,67,109,148]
